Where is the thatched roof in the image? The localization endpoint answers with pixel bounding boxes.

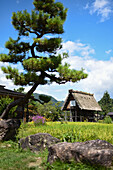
[62,89,102,111]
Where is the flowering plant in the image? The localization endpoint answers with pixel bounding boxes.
[32,115,46,126]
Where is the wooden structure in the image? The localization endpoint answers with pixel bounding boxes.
[62,89,102,122]
[0,85,25,99]
[0,85,28,121]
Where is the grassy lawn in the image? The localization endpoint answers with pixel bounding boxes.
[0,141,48,170]
[0,141,108,170]
[0,122,113,169]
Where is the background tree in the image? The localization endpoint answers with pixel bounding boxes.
[98,91,113,116]
[25,100,38,117]
[0,0,87,119]
[36,101,63,121]
[39,94,51,104]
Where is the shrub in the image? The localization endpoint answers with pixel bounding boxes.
[103,116,112,124]
[98,120,104,123]
[32,115,46,126]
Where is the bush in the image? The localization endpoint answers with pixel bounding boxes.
[32,115,46,126]
[98,120,104,123]
[103,116,112,124]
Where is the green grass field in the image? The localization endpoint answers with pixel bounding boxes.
[17,122,113,144]
[0,122,113,169]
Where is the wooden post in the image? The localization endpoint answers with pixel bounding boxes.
[75,110,77,122]
[97,111,99,121]
[65,111,67,121]
[80,116,82,122]
[70,109,73,122]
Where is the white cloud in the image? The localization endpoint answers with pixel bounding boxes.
[0,63,17,90]
[77,57,113,100]
[61,40,95,58]
[105,49,112,54]
[85,0,113,22]
[0,62,24,91]
[60,41,113,101]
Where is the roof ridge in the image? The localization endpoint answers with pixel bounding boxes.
[69,89,93,96]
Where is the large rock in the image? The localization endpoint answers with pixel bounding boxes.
[0,119,21,141]
[19,133,60,152]
[47,139,113,168]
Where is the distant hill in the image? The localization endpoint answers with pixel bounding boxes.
[33,93,64,107]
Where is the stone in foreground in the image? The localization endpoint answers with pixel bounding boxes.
[19,133,60,152]
[47,139,113,168]
[0,119,21,141]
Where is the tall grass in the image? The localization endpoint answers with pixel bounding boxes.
[17,122,113,144]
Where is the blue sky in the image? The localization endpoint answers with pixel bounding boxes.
[0,0,113,101]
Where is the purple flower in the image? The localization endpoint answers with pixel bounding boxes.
[32,115,46,126]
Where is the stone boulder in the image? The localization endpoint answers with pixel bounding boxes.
[0,119,21,141]
[47,139,113,168]
[19,133,60,152]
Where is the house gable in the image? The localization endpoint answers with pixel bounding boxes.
[62,89,102,112]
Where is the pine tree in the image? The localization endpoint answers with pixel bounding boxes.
[0,0,87,119]
[98,91,113,116]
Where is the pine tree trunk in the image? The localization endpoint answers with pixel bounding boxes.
[0,82,39,119]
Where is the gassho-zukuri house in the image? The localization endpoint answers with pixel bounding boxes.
[62,89,102,122]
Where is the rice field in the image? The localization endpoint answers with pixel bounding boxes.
[17,122,113,144]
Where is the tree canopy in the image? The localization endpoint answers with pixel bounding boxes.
[39,94,51,103]
[0,0,87,119]
[98,91,113,116]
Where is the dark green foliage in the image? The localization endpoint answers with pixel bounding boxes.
[0,0,87,87]
[39,94,51,103]
[35,38,62,53]
[14,87,25,93]
[98,91,113,116]
[34,92,64,107]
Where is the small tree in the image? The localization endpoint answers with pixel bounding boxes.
[0,0,87,119]
[39,94,51,103]
[98,91,113,116]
